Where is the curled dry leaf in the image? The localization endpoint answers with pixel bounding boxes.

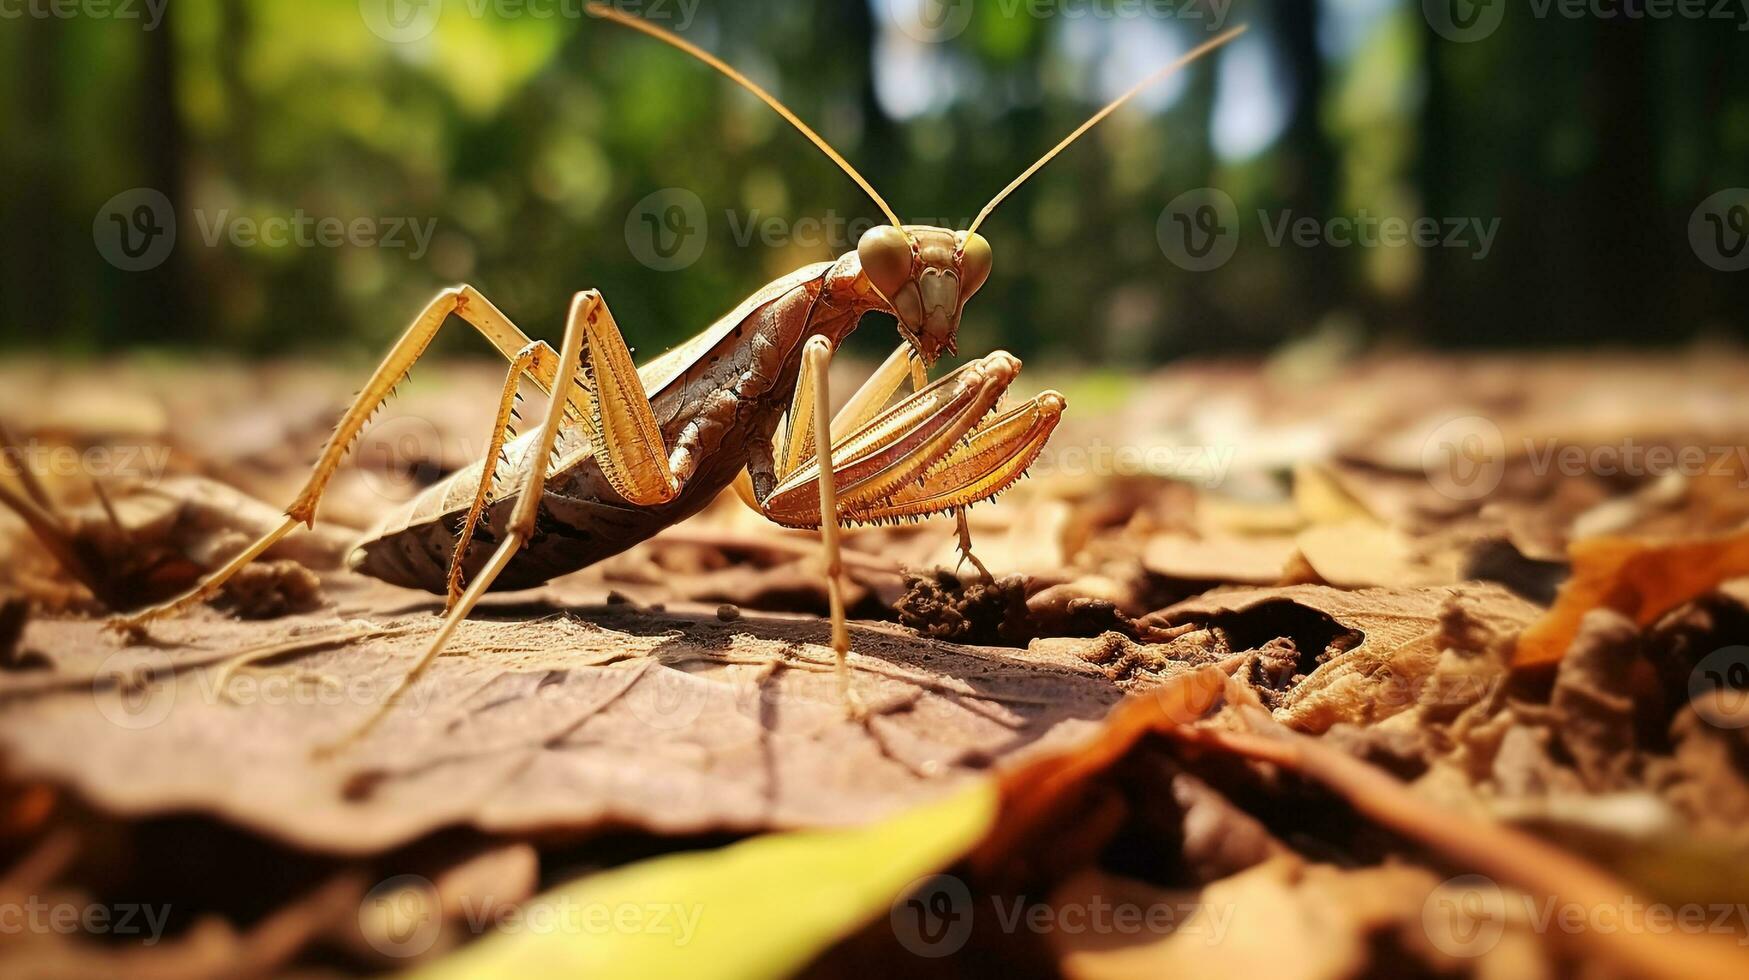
[1158,584,1539,732]
[1515,528,1749,668]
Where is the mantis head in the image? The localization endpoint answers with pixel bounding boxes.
[858,225,992,364]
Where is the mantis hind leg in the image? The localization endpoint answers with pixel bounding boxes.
[107,285,583,631]
[443,342,547,612]
[324,288,713,754]
[317,290,591,757]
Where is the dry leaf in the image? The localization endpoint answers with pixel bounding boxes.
[0,603,1126,855]
[1515,529,1749,667]
[1141,534,1295,585]
[1160,584,1539,732]
[1046,859,1530,980]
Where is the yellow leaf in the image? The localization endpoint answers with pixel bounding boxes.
[414,782,998,980]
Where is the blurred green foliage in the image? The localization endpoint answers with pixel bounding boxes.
[1,0,1744,366]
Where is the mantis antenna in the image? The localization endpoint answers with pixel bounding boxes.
[586,3,905,229]
[968,24,1249,235]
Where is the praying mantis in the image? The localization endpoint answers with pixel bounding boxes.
[72,7,1245,748]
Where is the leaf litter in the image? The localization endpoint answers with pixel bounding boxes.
[3,352,1749,976]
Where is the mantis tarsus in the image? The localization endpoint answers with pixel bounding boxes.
[19,7,1244,750]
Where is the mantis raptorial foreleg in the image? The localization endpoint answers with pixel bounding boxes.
[736,339,1063,709]
[758,351,1023,523]
[109,284,583,630]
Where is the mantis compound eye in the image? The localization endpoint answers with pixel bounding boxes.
[858,224,914,302]
[957,232,992,299]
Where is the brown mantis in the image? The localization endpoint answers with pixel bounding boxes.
[42,7,1244,748]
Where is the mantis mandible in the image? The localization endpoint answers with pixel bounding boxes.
[98,7,1246,748]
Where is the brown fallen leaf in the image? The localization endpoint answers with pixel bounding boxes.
[0,602,1130,855]
[1290,518,1461,589]
[1159,584,1539,732]
[968,667,1228,888]
[1046,859,1546,980]
[1176,712,1749,980]
[1515,528,1749,668]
